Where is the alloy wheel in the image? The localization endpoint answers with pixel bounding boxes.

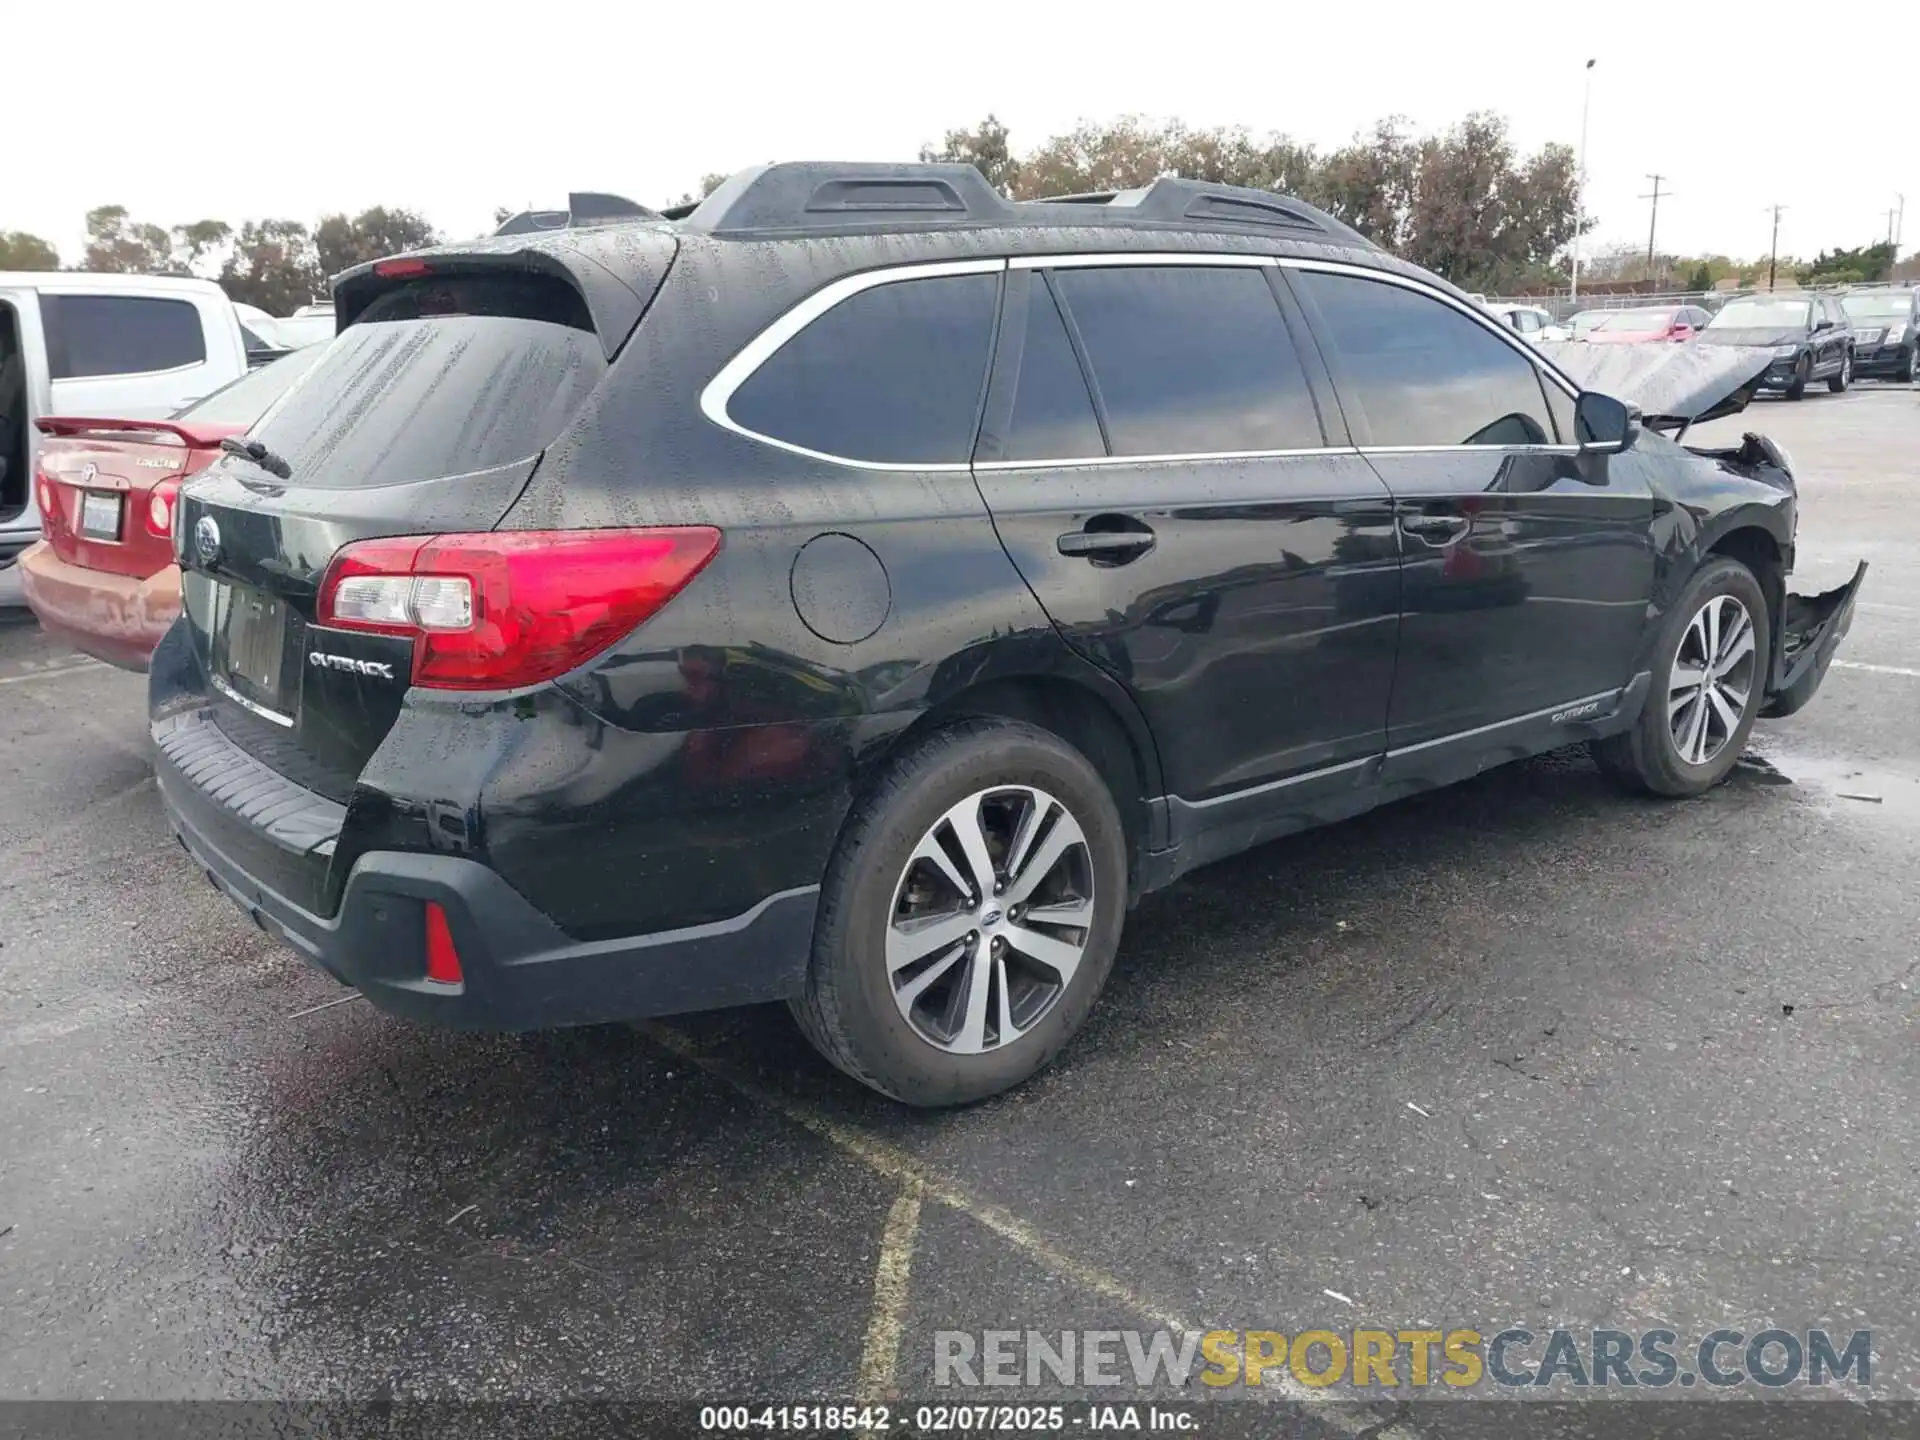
[885,785,1095,1055]
[1668,594,1757,767]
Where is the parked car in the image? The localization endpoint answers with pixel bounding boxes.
[149,163,1864,1107]
[1586,305,1712,345]
[1,272,252,568]
[1839,288,1918,382]
[1700,293,1853,399]
[16,348,324,669]
[1486,302,1572,343]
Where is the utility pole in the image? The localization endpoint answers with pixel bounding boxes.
[1765,204,1786,291]
[1640,173,1668,273]
[1570,58,1596,303]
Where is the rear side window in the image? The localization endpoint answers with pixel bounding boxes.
[175,345,326,426]
[1050,266,1324,456]
[42,294,207,379]
[1004,279,1105,462]
[728,273,999,465]
[242,275,605,488]
[1296,272,1556,447]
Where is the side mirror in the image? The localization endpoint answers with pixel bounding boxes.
[1575,391,1639,453]
[1814,318,1834,332]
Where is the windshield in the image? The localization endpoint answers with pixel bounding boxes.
[173,346,326,425]
[1840,292,1913,321]
[1707,297,1811,329]
[1570,311,1610,336]
[1600,308,1678,331]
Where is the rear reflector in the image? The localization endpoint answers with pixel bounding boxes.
[316,528,722,689]
[424,902,464,985]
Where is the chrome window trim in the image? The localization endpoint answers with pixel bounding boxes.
[976,446,1352,472]
[1009,252,1277,271]
[699,257,1006,474]
[700,250,1587,472]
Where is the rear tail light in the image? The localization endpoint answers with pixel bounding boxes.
[145,480,181,539]
[316,528,722,690]
[424,902,464,985]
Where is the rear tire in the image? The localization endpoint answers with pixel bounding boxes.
[791,718,1128,1106]
[1592,557,1768,797]
[1828,351,1851,393]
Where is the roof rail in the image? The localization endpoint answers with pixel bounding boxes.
[492,192,660,237]
[676,162,1373,248]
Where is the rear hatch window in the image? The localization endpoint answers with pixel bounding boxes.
[177,269,625,804]
[240,274,606,488]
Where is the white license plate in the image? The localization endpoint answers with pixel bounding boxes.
[80,490,122,541]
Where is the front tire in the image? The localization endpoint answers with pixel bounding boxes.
[1592,557,1768,797]
[1786,357,1809,401]
[1828,350,1851,393]
[1901,344,1918,384]
[791,719,1128,1106]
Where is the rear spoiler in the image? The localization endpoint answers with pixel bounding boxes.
[36,417,238,447]
[330,226,680,362]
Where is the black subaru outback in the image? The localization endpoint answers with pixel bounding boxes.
[151,163,1865,1106]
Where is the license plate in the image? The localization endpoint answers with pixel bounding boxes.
[209,581,292,720]
[79,491,121,541]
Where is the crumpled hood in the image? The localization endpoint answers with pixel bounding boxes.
[1538,341,1775,431]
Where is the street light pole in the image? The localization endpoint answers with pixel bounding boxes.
[1570,58,1596,303]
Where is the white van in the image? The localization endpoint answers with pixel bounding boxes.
[1,272,250,567]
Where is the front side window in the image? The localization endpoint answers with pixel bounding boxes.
[1049,265,1324,456]
[1295,271,1555,447]
[728,272,999,465]
[41,294,208,380]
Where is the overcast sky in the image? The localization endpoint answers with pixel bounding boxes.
[10,1,1911,270]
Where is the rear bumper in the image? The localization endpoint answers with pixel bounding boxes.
[152,705,819,1030]
[16,541,179,671]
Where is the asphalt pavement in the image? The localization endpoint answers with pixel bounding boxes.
[2,385,1917,1430]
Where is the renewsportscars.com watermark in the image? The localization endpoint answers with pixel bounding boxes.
[934,1327,1873,1391]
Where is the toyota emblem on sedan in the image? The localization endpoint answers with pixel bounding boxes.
[193,515,221,567]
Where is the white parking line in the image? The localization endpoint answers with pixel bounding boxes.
[0,660,106,686]
[644,1024,1399,1430]
[1834,660,1920,679]
[856,1182,924,1412]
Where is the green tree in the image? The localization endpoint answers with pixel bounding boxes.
[920,115,1023,195]
[172,219,233,276]
[0,231,60,270]
[668,173,732,210]
[1803,240,1896,284]
[312,206,439,280]
[82,204,178,273]
[219,220,320,315]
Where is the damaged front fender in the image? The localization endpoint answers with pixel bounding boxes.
[1762,561,1868,719]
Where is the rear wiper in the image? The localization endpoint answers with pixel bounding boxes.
[220,436,293,481]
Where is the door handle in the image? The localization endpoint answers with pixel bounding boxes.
[1400,513,1469,541]
[1058,526,1155,560]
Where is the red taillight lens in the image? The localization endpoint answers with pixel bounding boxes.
[424,902,464,985]
[316,528,722,690]
[374,257,431,279]
[144,480,181,539]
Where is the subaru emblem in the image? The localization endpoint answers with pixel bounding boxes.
[193,515,222,567]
